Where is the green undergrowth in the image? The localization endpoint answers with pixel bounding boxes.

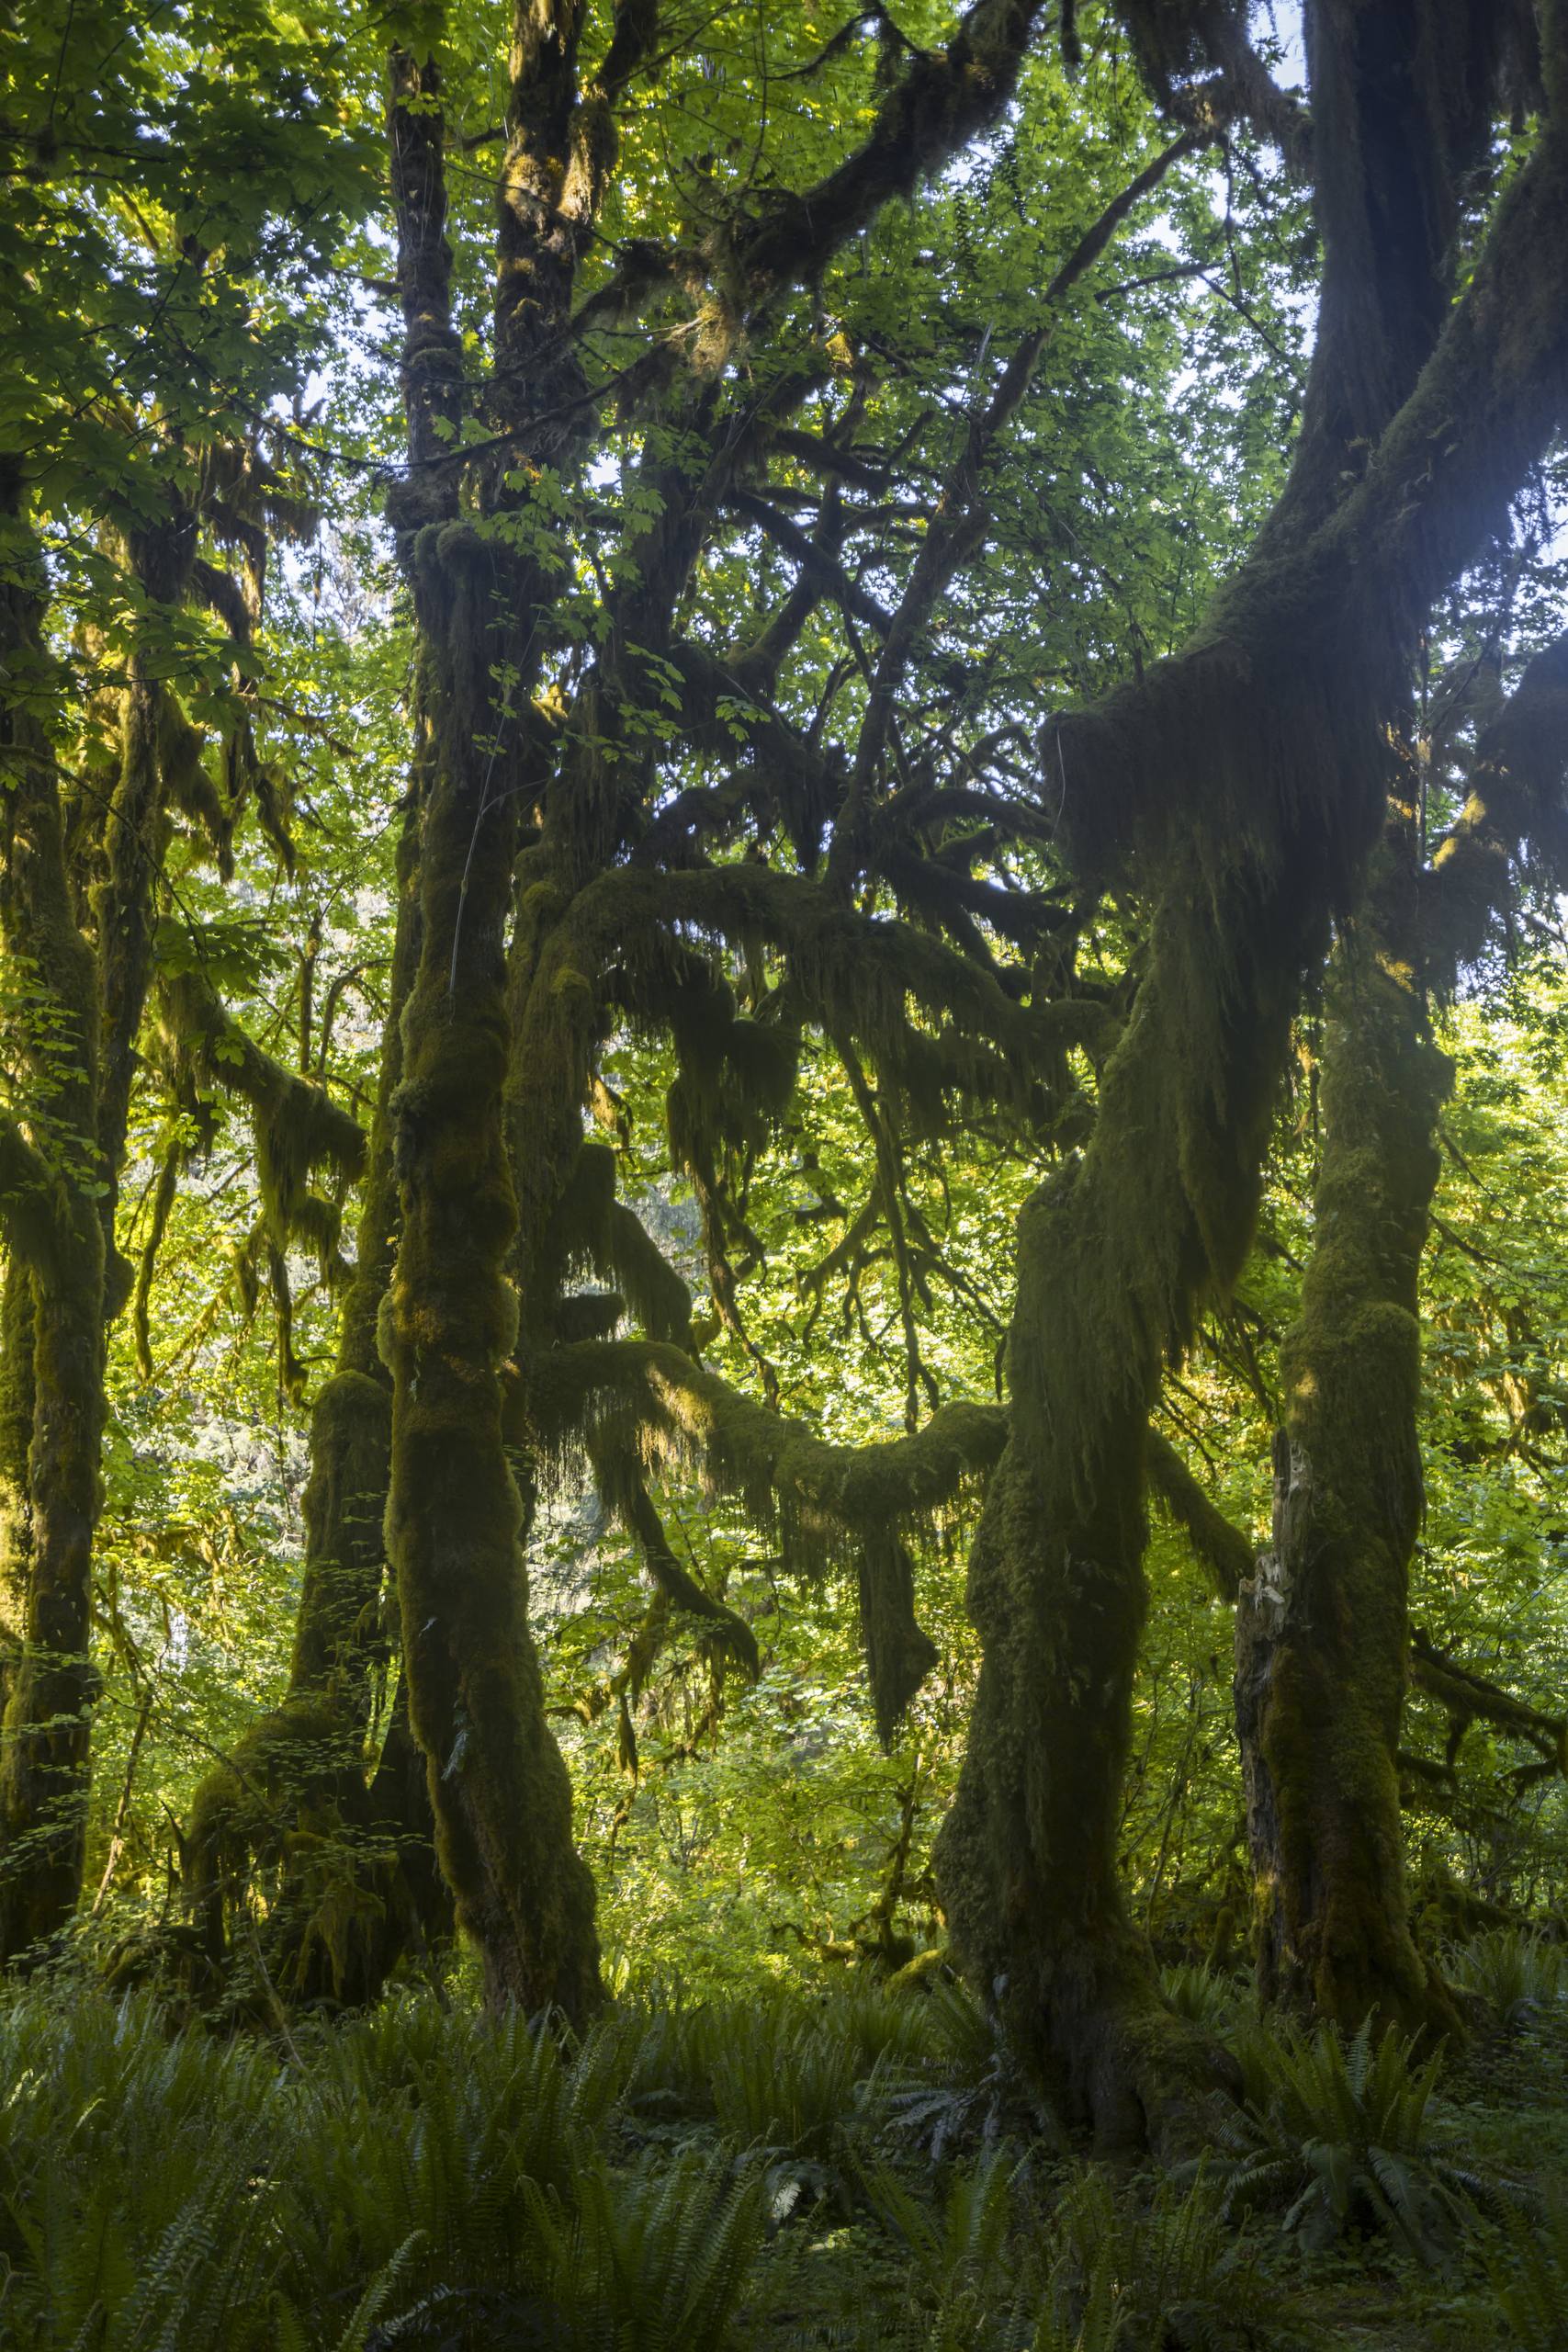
[0,1947,1564,2351]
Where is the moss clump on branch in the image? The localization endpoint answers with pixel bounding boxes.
[522,1337,1000,1734]
[529,1336,1005,1570]
[159,967,365,1276]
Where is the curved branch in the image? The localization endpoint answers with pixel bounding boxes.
[1145,1427,1254,1602]
[523,1334,1007,1567]
[728,1,1050,298]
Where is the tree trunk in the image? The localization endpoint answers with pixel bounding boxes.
[0,1258,34,1724]
[378,42,600,2020]
[934,0,1568,2143]
[936,848,1306,2152]
[1235,919,1461,2037]
[0,479,107,1962]
[182,788,453,2004]
[1227,645,1568,2038]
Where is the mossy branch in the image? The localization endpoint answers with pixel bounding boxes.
[587,861,1112,1086]
[728,1,1049,294]
[160,968,365,1263]
[524,1335,1006,1568]
[1409,1625,1568,1775]
[1145,1427,1255,1602]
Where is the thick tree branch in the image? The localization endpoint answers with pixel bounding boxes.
[524,1335,1007,1565]
[1146,1426,1254,1601]
[728,1,1050,298]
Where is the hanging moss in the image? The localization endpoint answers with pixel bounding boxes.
[159,967,365,1275]
[157,696,233,878]
[130,1141,179,1380]
[1425,628,1568,976]
[858,1532,939,1746]
[1145,1429,1254,1602]
[527,1335,1005,1569]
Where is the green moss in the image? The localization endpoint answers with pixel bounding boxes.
[380,531,601,2023]
[0,493,108,1961]
[160,969,365,1278]
[529,1336,1004,1572]
[858,1533,938,1746]
[1237,914,1462,2042]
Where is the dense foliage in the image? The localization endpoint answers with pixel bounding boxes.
[3,0,1568,2344]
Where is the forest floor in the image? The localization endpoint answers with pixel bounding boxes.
[724,1968,1568,2350]
[1,1945,1564,2349]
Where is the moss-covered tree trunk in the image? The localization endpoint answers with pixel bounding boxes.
[936,846,1309,2150]
[1234,898,1461,2037]
[0,477,107,1962]
[1233,629,1568,2035]
[378,38,600,2019]
[0,1259,34,1724]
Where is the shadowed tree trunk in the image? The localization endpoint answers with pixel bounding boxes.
[1235,886,1462,2038]
[0,471,107,1963]
[1235,630,1568,2033]
[378,34,602,2018]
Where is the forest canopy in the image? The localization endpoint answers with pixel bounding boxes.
[4,1,1568,2346]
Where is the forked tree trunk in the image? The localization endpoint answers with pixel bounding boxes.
[378,44,600,2020]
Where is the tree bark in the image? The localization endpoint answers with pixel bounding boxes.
[379,39,601,2019]
[0,477,107,1963]
[1234,907,1461,2038]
